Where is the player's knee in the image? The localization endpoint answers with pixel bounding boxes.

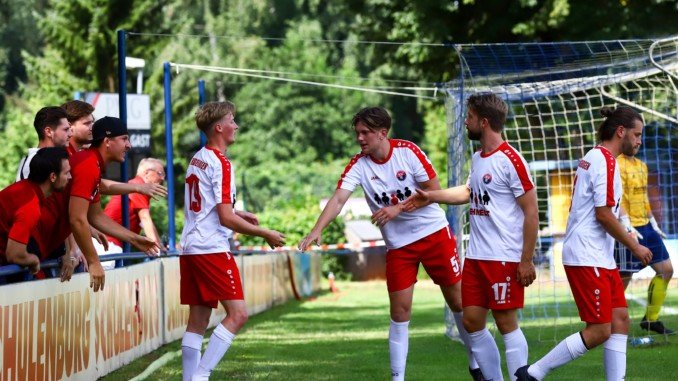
[390,305,412,322]
[462,315,482,333]
[187,315,210,334]
[615,310,631,329]
[230,309,249,328]
[662,266,674,280]
[587,324,612,347]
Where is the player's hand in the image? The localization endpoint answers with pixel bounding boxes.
[132,235,161,257]
[631,244,653,266]
[88,262,106,292]
[28,256,40,275]
[372,205,402,227]
[236,210,259,225]
[298,231,321,252]
[59,255,78,282]
[135,183,168,200]
[264,230,286,249]
[620,215,643,241]
[74,249,88,272]
[516,259,536,287]
[649,216,667,239]
[91,227,109,251]
[402,189,431,212]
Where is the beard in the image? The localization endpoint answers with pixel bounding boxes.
[467,129,481,141]
[620,138,637,156]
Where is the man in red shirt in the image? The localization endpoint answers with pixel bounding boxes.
[16,106,72,181]
[69,116,160,291]
[1,147,71,281]
[61,99,94,155]
[61,99,168,197]
[98,158,164,262]
[21,104,166,281]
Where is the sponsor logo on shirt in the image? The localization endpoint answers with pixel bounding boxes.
[469,187,491,217]
[373,187,412,205]
[469,208,490,216]
[578,160,590,170]
[190,157,209,170]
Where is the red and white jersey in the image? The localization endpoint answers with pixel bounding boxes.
[563,146,622,269]
[466,142,534,262]
[181,146,237,255]
[337,139,448,249]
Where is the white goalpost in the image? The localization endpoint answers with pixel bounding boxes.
[443,37,678,343]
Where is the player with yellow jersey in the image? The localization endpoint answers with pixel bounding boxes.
[617,153,673,334]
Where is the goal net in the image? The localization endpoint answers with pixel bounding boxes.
[443,37,678,343]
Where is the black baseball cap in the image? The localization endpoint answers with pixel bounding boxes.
[92,116,128,141]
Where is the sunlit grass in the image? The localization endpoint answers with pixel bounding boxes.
[102,280,678,380]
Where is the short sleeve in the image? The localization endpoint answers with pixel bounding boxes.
[8,203,40,245]
[337,155,363,192]
[70,158,100,203]
[591,153,615,207]
[211,154,233,204]
[129,192,151,211]
[501,152,534,198]
[407,145,437,183]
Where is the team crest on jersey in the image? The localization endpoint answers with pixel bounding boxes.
[482,173,492,184]
[396,170,407,181]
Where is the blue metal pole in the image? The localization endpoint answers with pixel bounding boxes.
[117,29,131,255]
[163,62,177,251]
[198,80,207,147]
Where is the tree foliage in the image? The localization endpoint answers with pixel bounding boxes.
[0,0,676,243]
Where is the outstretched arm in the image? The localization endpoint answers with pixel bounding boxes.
[88,202,160,256]
[298,188,352,251]
[403,184,470,211]
[100,179,168,199]
[216,203,285,249]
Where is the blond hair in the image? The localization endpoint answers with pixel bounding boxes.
[195,101,236,134]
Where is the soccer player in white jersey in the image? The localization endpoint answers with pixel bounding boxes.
[299,107,476,381]
[406,93,538,381]
[180,101,286,381]
[515,106,653,381]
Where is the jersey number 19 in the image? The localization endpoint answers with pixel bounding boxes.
[186,174,202,212]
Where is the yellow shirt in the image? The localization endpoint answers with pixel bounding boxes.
[617,154,651,226]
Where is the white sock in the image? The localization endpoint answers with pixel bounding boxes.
[182,332,204,381]
[603,334,627,381]
[389,320,409,381]
[529,332,588,380]
[469,328,502,381]
[453,312,479,370]
[503,328,528,381]
[192,324,236,380]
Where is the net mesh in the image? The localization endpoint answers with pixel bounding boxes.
[444,37,678,342]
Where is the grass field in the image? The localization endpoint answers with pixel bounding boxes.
[103,280,678,380]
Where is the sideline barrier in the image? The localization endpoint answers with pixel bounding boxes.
[0,251,320,380]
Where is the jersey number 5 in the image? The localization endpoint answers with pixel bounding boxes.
[186,174,202,212]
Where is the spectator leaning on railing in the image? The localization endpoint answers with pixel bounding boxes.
[67,116,160,292]
[0,147,71,283]
[94,157,166,269]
